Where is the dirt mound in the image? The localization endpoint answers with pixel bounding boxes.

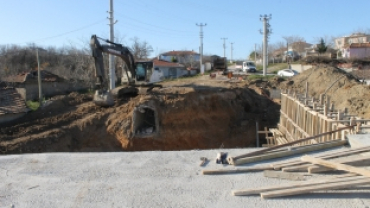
[279,65,370,118]
[0,83,280,154]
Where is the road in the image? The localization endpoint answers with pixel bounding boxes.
[227,63,273,76]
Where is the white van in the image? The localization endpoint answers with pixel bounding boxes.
[242,61,256,73]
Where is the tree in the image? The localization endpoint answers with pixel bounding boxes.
[171,56,178,63]
[130,37,153,60]
[282,35,305,46]
[282,35,306,54]
[314,35,335,49]
[317,38,327,56]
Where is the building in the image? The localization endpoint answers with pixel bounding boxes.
[151,58,196,81]
[289,41,312,58]
[0,88,28,124]
[335,33,370,58]
[159,50,200,68]
[342,43,370,59]
[1,70,88,100]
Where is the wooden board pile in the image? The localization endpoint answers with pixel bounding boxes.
[202,138,370,199]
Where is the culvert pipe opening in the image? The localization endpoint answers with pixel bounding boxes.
[133,106,158,137]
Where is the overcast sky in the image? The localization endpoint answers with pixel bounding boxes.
[1,0,369,59]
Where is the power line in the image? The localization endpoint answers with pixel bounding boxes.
[24,19,106,44]
[115,21,196,38]
[115,12,191,34]
[116,1,197,23]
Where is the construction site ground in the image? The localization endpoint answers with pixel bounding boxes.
[2,65,370,154]
[2,65,370,206]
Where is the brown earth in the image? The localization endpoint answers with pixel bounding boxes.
[279,65,370,118]
[0,74,281,154]
[2,65,369,154]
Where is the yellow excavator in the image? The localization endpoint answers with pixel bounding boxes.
[90,35,161,106]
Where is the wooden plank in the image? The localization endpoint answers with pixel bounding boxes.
[202,166,273,175]
[231,125,355,160]
[232,173,358,196]
[261,177,370,199]
[301,155,370,177]
[308,156,370,173]
[283,156,370,173]
[281,164,311,172]
[263,170,306,181]
[271,145,370,170]
[280,110,311,138]
[230,140,347,166]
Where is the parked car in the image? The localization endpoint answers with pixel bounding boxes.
[242,61,257,73]
[277,69,299,77]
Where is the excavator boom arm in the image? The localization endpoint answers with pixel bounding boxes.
[90,35,136,86]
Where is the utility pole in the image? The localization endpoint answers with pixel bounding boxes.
[259,14,272,76]
[230,42,234,63]
[196,23,207,71]
[221,37,228,58]
[36,48,42,104]
[108,0,117,90]
[254,43,257,62]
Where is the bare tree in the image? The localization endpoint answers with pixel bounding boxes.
[130,37,153,60]
[351,27,370,35]
[282,35,305,44]
[267,41,286,63]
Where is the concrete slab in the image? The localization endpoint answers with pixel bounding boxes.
[1,149,370,208]
[347,134,370,157]
[348,134,370,148]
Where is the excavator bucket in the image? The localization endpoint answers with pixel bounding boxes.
[93,90,115,107]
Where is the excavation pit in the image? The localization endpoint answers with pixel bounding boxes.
[0,86,281,153]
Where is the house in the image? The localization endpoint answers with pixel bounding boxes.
[0,88,28,124]
[335,33,370,49]
[152,58,195,80]
[335,33,370,58]
[289,41,312,58]
[159,50,200,68]
[342,43,370,59]
[1,70,88,100]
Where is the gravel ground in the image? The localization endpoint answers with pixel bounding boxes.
[1,148,369,208]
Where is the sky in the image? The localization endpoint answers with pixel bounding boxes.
[1,0,370,60]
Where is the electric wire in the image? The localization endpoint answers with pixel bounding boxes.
[7,19,106,45]
[115,12,191,34]
[115,1,198,23]
[115,21,196,39]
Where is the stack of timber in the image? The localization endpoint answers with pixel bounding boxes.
[202,133,370,199]
[229,125,355,166]
[232,153,370,199]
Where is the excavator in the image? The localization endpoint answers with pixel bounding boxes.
[90,35,161,106]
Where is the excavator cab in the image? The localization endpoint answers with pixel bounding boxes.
[134,61,154,82]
